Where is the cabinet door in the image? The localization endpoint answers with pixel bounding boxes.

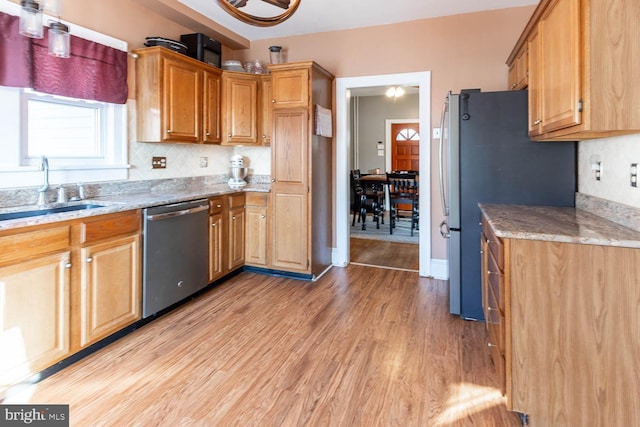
[539,0,581,133]
[271,68,309,109]
[271,190,309,272]
[527,26,542,137]
[209,213,224,282]
[228,207,246,270]
[162,57,202,143]
[79,234,141,348]
[272,109,308,186]
[222,73,259,145]
[260,76,273,145]
[245,205,268,266]
[0,252,71,386]
[203,70,222,144]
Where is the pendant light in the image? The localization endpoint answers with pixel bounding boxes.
[19,0,43,39]
[48,20,70,58]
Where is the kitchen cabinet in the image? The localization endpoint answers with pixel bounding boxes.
[227,193,246,271]
[245,192,269,267]
[507,0,640,141]
[481,212,640,425]
[221,71,259,145]
[208,193,245,278]
[0,225,71,389]
[269,62,333,277]
[134,46,222,144]
[259,75,273,145]
[76,211,141,348]
[526,26,541,137]
[271,67,309,109]
[507,45,527,91]
[208,196,225,282]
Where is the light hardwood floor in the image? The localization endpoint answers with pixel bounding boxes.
[8,266,521,426]
[350,237,419,271]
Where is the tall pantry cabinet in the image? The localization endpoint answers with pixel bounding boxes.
[269,62,334,278]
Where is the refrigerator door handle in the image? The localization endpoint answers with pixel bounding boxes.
[439,219,450,238]
[438,97,449,217]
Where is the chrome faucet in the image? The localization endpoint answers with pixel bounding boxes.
[36,156,49,206]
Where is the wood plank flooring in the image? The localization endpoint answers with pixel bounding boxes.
[350,237,418,271]
[7,266,521,426]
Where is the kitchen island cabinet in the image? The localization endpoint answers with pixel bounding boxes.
[507,0,640,141]
[480,204,640,426]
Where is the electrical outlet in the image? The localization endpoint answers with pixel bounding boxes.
[631,163,638,187]
[200,157,208,168]
[152,156,166,169]
[432,127,441,139]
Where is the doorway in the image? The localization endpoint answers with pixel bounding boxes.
[334,71,432,277]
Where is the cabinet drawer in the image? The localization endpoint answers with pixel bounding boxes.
[228,193,246,209]
[209,196,224,215]
[0,225,70,265]
[488,249,505,313]
[245,192,268,207]
[80,211,140,244]
[482,218,504,270]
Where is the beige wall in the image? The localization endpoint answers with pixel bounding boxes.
[235,6,536,260]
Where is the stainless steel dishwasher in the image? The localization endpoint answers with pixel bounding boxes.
[142,199,209,318]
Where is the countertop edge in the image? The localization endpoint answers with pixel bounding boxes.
[0,184,270,232]
[479,203,640,249]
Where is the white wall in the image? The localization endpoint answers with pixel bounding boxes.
[578,134,640,207]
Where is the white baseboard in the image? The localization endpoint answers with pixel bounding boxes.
[430,258,449,280]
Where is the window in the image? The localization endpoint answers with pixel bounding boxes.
[0,86,128,188]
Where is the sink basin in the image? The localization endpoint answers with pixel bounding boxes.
[0,204,105,221]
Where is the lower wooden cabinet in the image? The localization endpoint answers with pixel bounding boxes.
[0,211,142,392]
[228,193,246,271]
[78,234,141,348]
[245,192,268,267]
[481,213,640,425]
[0,250,71,389]
[209,193,246,281]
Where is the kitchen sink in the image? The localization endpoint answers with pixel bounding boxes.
[0,204,105,221]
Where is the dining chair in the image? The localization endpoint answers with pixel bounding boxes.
[350,170,384,230]
[386,171,419,235]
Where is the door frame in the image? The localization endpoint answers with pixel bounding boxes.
[334,71,431,277]
[385,119,419,172]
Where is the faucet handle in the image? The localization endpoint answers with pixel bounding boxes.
[56,185,67,203]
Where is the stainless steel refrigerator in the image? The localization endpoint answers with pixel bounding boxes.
[438,89,576,320]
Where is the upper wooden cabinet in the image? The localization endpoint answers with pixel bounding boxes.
[221,71,259,146]
[259,75,273,145]
[507,45,528,91]
[134,46,222,144]
[507,0,640,141]
[270,67,310,109]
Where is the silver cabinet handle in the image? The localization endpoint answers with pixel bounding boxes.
[211,223,217,227]
[216,204,222,208]
[271,179,276,182]
[534,119,542,125]
[65,262,72,269]
[261,215,266,219]
[206,132,211,136]
[271,99,275,103]
[86,257,93,263]
[228,133,232,137]
[487,306,498,312]
[488,342,497,348]
[166,129,172,133]
[232,216,236,220]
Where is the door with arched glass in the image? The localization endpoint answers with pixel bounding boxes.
[391,123,419,172]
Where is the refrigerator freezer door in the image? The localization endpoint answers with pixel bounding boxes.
[447,93,461,230]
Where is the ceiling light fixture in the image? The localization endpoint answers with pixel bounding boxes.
[19,0,70,58]
[217,0,301,27]
[386,86,405,102]
[19,0,43,38]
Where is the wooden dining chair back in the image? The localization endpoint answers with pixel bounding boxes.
[350,170,385,230]
[386,172,419,236]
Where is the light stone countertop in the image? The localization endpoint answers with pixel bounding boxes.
[479,203,640,249]
[0,183,270,232]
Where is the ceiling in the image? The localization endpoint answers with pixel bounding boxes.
[180,0,538,41]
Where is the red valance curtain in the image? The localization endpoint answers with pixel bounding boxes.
[0,11,128,104]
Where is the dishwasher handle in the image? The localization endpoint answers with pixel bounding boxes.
[146,204,209,221]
